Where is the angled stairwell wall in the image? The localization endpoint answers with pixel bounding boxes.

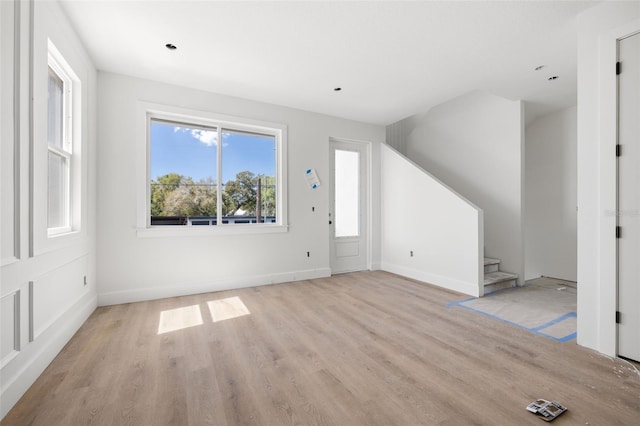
[390,90,525,285]
[380,145,484,297]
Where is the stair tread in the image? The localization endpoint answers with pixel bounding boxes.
[484,271,518,286]
[484,257,501,266]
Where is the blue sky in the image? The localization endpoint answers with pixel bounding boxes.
[150,121,276,183]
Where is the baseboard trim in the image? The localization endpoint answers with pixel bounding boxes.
[97,268,333,306]
[381,262,480,297]
[1,293,97,421]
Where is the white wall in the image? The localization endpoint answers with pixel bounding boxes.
[576,2,640,356]
[380,145,483,296]
[398,90,524,283]
[525,107,577,282]
[0,0,98,419]
[97,72,384,305]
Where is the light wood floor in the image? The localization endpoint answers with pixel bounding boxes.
[3,271,640,425]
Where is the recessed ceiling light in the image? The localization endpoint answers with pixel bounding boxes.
[334,87,342,92]
[165,43,177,50]
[548,76,559,81]
[534,65,545,71]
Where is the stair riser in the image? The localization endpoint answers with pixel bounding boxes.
[484,264,499,273]
[484,279,517,295]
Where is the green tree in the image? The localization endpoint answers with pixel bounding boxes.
[192,177,217,216]
[150,173,182,216]
[164,177,217,217]
[151,174,217,217]
[223,171,276,218]
[164,183,198,216]
[152,171,275,219]
[224,171,257,215]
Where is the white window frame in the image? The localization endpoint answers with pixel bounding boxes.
[137,102,288,237]
[46,41,76,237]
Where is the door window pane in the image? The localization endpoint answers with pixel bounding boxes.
[335,149,359,237]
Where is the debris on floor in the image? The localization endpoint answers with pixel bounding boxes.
[526,399,567,422]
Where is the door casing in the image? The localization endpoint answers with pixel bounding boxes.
[329,138,371,274]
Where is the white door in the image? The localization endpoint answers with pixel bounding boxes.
[617,31,640,362]
[329,140,368,274]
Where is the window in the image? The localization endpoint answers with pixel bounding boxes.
[334,149,360,237]
[145,109,286,232]
[47,43,75,236]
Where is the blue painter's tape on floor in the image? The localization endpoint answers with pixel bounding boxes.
[531,312,577,332]
[445,297,476,307]
[537,331,577,343]
[447,298,577,343]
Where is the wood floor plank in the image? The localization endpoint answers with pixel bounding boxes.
[2,271,639,425]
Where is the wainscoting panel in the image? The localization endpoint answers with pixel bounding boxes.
[30,256,88,342]
[0,290,20,368]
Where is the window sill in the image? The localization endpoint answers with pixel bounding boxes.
[136,224,289,238]
[35,229,86,257]
[47,228,78,239]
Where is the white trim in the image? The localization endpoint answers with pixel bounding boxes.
[31,230,83,257]
[329,137,372,273]
[46,52,72,154]
[0,290,20,369]
[28,281,34,342]
[0,0,21,264]
[611,21,640,358]
[0,293,96,420]
[477,209,485,297]
[97,267,331,306]
[45,39,81,239]
[137,223,289,238]
[46,225,73,237]
[29,277,88,343]
[137,101,289,235]
[594,19,640,358]
[216,125,223,223]
[1,256,19,267]
[381,262,481,297]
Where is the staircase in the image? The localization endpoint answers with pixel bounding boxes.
[484,258,518,295]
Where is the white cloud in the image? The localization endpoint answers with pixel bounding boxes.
[190,129,218,146]
[172,126,218,147]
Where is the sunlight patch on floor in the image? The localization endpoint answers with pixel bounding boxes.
[158,304,203,334]
[207,296,250,322]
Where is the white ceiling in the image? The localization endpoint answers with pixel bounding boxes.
[59,0,599,126]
